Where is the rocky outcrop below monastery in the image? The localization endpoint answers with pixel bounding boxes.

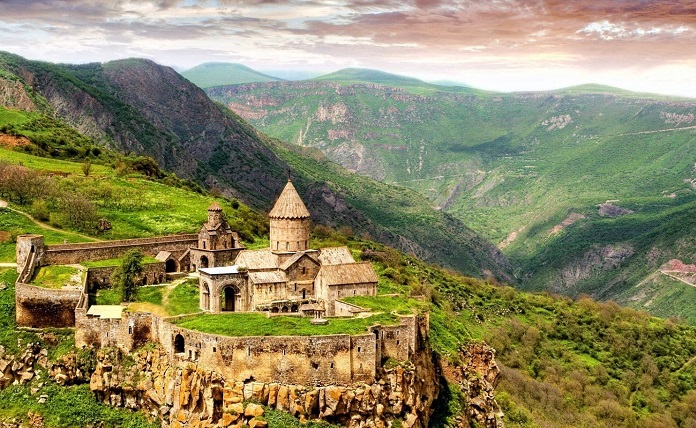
[88,346,439,428]
[0,341,503,427]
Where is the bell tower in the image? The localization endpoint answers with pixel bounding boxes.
[207,201,223,227]
[269,179,311,253]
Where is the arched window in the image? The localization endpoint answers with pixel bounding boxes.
[200,256,209,269]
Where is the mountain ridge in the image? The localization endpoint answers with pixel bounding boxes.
[0,51,512,281]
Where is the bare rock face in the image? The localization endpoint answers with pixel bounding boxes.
[0,76,37,112]
[441,343,504,428]
[88,347,440,428]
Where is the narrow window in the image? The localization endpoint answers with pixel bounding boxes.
[353,290,356,295]
[128,326,133,335]
[330,362,334,369]
[396,340,400,346]
[396,330,399,336]
[213,346,216,353]
[247,346,251,356]
[203,241,206,249]
[282,349,286,356]
[286,242,289,250]
[297,241,300,249]
[294,283,297,291]
[357,346,361,353]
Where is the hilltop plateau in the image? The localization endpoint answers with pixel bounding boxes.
[203,68,696,321]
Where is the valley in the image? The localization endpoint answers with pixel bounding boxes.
[203,69,696,320]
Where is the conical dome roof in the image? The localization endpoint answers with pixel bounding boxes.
[208,201,223,211]
[269,180,310,219]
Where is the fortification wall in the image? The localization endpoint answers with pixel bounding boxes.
[15,282,82,328]
[159,321,375,386]
[43,234,197,265]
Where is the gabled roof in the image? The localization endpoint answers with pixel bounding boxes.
[155,251,171,262]
[208,201,223,211]
[318,262,378,286]
[279,251,320,271]
[318,247,355,265]
[249,271,287,285]
[269,180,310,219]
[234,249,280,270]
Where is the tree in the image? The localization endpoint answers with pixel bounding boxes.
[111,250,144,302]
[58,191,98,232]
[81,160,91,177]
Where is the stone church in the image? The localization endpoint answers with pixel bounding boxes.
[197,180,378,317]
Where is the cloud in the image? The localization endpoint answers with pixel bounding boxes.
[0,0,696,95]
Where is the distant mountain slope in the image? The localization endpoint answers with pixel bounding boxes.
[181,62,282,88]
[204,75,696,319]
[0,52,511,280]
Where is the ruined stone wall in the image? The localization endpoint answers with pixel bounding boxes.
[15,282,82,327]
[43,234,197,265]
[15,234,45,275]
[85,263,166,291]
[324,283,377,316]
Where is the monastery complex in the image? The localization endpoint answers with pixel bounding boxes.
[12,180,429,386]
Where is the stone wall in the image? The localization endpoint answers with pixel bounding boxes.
[15,234,45,275]
[323,283,377,316]
[85,263,167,291]
[43,234,197,265]
[15,282,82,328]
[75,309,420,387]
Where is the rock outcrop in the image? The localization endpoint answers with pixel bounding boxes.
[441,343,503,428]
[88,347,439,428]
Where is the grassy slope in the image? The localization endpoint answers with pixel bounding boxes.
[181,62,282,88]
[206,79,696,317]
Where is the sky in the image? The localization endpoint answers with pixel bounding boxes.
[1,0,695,97]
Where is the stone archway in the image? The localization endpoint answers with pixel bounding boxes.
[200,256,209,269]
[165,259,177,273]
[221,286,237,312]
[174,334,185,354]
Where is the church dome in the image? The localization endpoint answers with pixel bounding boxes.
[269,180,310,219]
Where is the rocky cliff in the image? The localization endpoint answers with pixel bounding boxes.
[0,338,503,427]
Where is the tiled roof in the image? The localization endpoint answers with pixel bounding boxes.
[249,271,287,284]
[234,249,279,270]
[318,247,355,265]
[318,262,378,286]
[268,180,310,219]
[208,201,223,211]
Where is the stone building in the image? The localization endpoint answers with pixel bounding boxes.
[199,179,378,316]
[189,201,245,270]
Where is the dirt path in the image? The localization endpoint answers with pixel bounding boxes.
[0,199,101,242]
[659,270,696,287]
[613,125,696,137]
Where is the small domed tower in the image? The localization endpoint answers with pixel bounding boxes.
[207,201,223,227]
[269,179,311,253]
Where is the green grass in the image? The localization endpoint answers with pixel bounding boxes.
[173,312,398,337]
[82,256,159,268]
[30,265,81,289]
[165,279,200,315]
[0,208,91,262]
[0,148,266,243]
[0,383,158,428]
[342,295,427,315]
[95,287,121,305]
